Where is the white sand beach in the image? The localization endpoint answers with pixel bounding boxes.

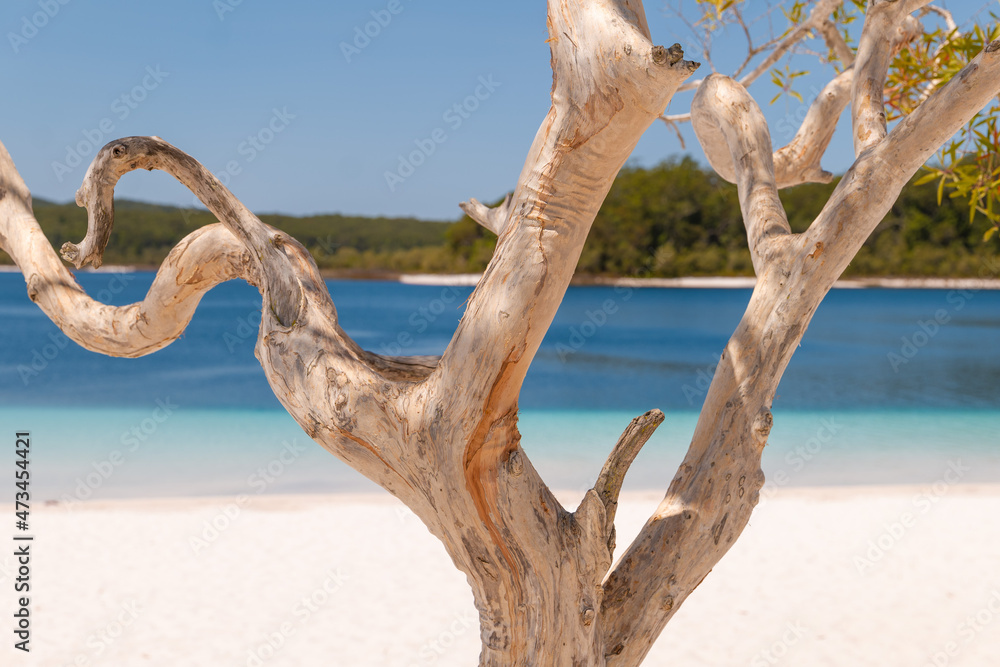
[3,486,999,667]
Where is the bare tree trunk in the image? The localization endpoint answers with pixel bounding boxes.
[2,0,999,664]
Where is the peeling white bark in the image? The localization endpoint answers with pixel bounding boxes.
[2,1,999,665]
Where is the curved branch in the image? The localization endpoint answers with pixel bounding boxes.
[1,137,426,509]
[694,8,922,190]
[691,74,792,272]
[0,141,254,357]
[773,14,921,186]
[773,67,853,187]
[65,136,301,326]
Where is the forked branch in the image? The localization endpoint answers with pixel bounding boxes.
[772,11,922,188]
[592,409,665,548]
[600,24,1000,667]
[812,36,1000,262]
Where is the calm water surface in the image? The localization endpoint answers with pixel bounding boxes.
[0,272,997,500]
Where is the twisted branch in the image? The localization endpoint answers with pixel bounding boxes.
[64,136,301,326]
[1,136,423,507]
[0,141,254,357]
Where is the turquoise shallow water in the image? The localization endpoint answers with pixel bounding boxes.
[1,273,998,499]
[2,406,996,502]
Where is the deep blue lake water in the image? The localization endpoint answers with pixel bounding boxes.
[0,272,997,501]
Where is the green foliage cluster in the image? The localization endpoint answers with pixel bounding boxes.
[3,157,996,278]
[581,157,998,278]
[446,157,998,278]
[887,20,1000,239]
[690,0,1000,237]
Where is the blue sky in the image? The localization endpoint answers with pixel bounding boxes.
[0,0,991,220]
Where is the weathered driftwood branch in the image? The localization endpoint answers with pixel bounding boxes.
[693,63,849,190]
[665,0,927,188]
[0,142,253,357]
[601,75,792,662]
[691,75,792,272]
[592,409,665,549]
[771,11,922,188]
[417,2,699,659]
[599,27,1000,667]
[3,1,999,665]
[664,1,923,191]
[460,193,513,236]
[773,67,852,186]
[64,136,301,326]
[1,135,425,508]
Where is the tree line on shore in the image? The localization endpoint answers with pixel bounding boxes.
[4,157,996,278]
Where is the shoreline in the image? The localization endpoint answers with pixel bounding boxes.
[400,273,1000,290]
[3,263,999,290]
[9,482,1000,513]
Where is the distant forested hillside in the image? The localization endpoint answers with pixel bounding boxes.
[444,157,999,278]
[3,158,996,278]
[7,199,451,271]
